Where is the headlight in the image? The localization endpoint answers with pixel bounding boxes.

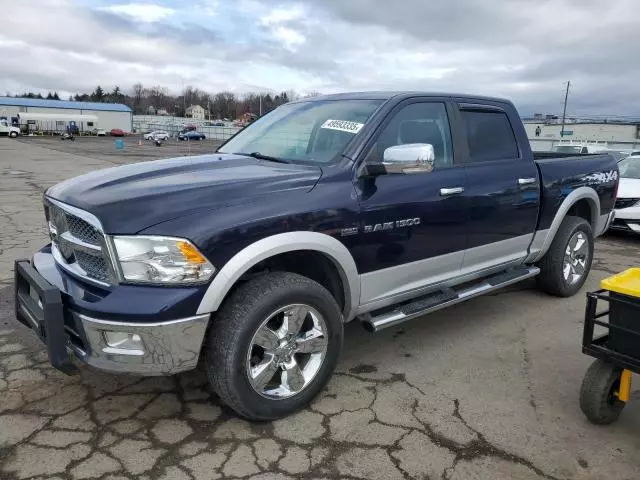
[112,236,215,284]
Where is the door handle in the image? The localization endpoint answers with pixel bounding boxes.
[518,178,536,186]
[440,187,464,196]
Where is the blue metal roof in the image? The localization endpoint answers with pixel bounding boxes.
[0,97,132,113]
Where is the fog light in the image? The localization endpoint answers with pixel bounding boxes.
[103,331,143,350]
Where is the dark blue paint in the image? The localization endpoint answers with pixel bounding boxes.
[463,160,540,248]
[351,168,468,272]
[536,155,618,229]
[46,154,322,234]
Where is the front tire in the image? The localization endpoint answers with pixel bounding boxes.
[536,215,593,297]
[205,272,343,420]
[580,360,626,424]
[9,131,18,138]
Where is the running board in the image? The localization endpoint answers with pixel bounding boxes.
[362,266,540,332]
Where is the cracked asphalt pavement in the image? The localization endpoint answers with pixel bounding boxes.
[1,137,640,479]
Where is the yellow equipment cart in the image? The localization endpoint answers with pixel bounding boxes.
[580,268,640,424]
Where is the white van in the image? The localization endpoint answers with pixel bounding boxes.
[0,119,20,138]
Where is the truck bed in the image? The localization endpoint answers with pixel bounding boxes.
[533,151,605,160]
[533,152,618,233]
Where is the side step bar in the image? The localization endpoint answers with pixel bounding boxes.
[362,266,540,332]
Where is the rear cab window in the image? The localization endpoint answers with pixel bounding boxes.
[460,108,519,162]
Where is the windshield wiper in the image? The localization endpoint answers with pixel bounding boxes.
[234,152,289,164]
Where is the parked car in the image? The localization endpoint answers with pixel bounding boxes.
[144,131,169,141]
[554,144,609,154]
[606,150,632,162]
[15,92,618,420]
[609,155,640,234]
[0,119,20,138]
[178,131,205,141]
[110,129,125,137]
[94,129,107,137]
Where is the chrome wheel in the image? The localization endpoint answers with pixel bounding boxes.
[246,304,328,399]
[563,231,589,285]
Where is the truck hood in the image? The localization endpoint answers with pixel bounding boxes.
[618,177,640,198]
[46,154,322,233]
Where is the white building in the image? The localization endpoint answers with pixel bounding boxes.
[185,104,206,120]
[0,97,132,132]
[525,120,640,151]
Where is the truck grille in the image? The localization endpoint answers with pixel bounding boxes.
[66,215,102,245]
[615,198,639,210]
[73,251,111,283]
[46,201,114,286]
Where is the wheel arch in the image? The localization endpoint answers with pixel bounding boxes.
[528,186,600,263]
[196,232,360,321]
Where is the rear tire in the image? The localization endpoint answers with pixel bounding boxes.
[536,215,593,297]
[580,359,626,424]
[205,272,343,420]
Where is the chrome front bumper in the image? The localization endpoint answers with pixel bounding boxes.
[15,255,210,376]
[71,313,209,375]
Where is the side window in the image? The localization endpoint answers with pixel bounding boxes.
[461,110,519,162]
[367,102,454,169]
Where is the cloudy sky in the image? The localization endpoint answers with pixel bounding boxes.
[2,0,639,116]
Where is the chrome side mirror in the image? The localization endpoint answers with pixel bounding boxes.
[382,143,435,174]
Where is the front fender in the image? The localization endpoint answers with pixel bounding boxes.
[196,232,360,321]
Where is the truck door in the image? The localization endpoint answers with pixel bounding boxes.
[354,100,469,305]
[456,103,540,273]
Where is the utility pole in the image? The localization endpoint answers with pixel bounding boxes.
[181,78,185,119]
[259,94,262,117]
[560,81,570,137]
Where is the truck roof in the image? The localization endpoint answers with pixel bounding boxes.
[291,91,511,104]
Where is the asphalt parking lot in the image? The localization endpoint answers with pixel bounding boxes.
[1,137,640,480]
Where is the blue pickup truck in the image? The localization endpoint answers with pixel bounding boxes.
[15,92,618,419]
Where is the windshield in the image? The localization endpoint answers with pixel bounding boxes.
[218,99,384,164]
[619,156,640,179]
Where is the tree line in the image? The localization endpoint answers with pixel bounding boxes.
[6,84,320,119]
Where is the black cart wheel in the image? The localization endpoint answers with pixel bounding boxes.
[205,272,343,420]
[579,359,626,425]
[537,215,593,297]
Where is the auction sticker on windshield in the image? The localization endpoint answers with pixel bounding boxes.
[321,119,365,134]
